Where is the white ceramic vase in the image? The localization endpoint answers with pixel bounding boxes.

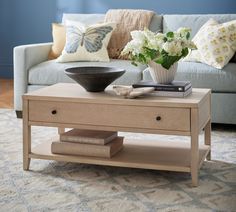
[148,61,178,84]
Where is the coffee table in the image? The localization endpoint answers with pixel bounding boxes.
[23,83,211,187]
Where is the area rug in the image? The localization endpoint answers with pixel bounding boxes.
[0,109,235,211]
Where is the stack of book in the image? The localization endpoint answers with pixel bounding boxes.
[51,129,123,158]
[132,81,192,97]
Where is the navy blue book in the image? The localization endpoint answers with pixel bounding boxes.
[132,81,192,92]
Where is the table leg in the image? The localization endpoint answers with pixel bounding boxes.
[191,108,199,187]
[23,99,31,170]
[204,119,211,160]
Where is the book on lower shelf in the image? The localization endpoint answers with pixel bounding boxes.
[51,136,124,158]
[132,80,192,92]
[150,87,192,98]
[60,129,118,145]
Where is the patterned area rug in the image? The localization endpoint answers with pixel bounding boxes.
[0,109,236,211]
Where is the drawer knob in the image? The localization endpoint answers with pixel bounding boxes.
[51,110,57,115]
[156,116,161,121]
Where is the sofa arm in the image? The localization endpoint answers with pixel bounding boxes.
[14,43,52,111]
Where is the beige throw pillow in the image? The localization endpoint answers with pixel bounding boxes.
[56,21,116,62]
[48,23,66,60]
[184,18,236,69]
[104,9,155,59]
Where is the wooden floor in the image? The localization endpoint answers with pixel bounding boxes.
[0,79,14,108]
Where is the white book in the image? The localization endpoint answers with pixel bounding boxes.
[150,87,192,98]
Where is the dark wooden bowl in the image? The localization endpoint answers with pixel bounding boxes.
[65,66,126,92]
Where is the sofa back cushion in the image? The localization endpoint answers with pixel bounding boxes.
[62,13,105,25]
[163,14,236,38]
[149,14,163,32]
[62,13,162,32]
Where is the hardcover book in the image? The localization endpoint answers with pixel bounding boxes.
[51,136,124,158]
[132,81,192,92]
[150,87,192,98]
[60,129,117,145]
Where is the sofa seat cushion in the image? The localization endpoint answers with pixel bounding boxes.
[28,59,146,86]
[143,62,236,92]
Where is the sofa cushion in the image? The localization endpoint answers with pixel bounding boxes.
[149,14,163,32]
[28,59,146,86]
[163,14,236,38]
[184,19,236,69]
[62,13,105,25]
[143,62,236,92]
[48,23,66,60]
[104,9,155,59]
[56,21,116,63]
[62,13,162,33]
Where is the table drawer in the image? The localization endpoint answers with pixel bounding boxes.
[29,100,190,131]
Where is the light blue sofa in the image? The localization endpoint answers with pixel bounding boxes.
[14,13,236,124]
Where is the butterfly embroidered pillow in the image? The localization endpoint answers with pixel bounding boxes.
[56,21,116,62]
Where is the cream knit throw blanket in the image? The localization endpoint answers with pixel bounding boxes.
[104,9,155,59]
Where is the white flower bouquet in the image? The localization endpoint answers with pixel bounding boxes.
[121,28,197,70]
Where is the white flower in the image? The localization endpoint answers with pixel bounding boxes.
[143,29,155,41]
[130,30,146,42]
[177,27,191,33]
[163,41,183,56]
[144,32,165,50]
[177,27,191,38]
[122,27,195,66]
[181,39,197,49]
[146,39,158,50]
[121,43,131,55]
[122,39,144,55]
[131,41,144,54]
[188,41,197,49]
[156,33,165,40]
[155,33,165,46]
[146,38,159,50]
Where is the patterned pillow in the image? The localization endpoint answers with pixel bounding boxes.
[184,18,236,69]
[56,21,116,62]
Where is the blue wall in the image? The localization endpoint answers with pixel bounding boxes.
[1,0,236,78]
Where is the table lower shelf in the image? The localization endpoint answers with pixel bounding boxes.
[30,139,210,173]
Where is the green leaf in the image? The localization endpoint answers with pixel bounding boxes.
[186,32,190,39]
[161,49,168,56]
[182,48,189,57]
[155,55,164,64]
[161,54,181,69]
[144,47,158,61]
[166,32,174,38]
[138,54,147,64]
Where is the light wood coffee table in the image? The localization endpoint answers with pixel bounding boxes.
[23,83,211,186]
